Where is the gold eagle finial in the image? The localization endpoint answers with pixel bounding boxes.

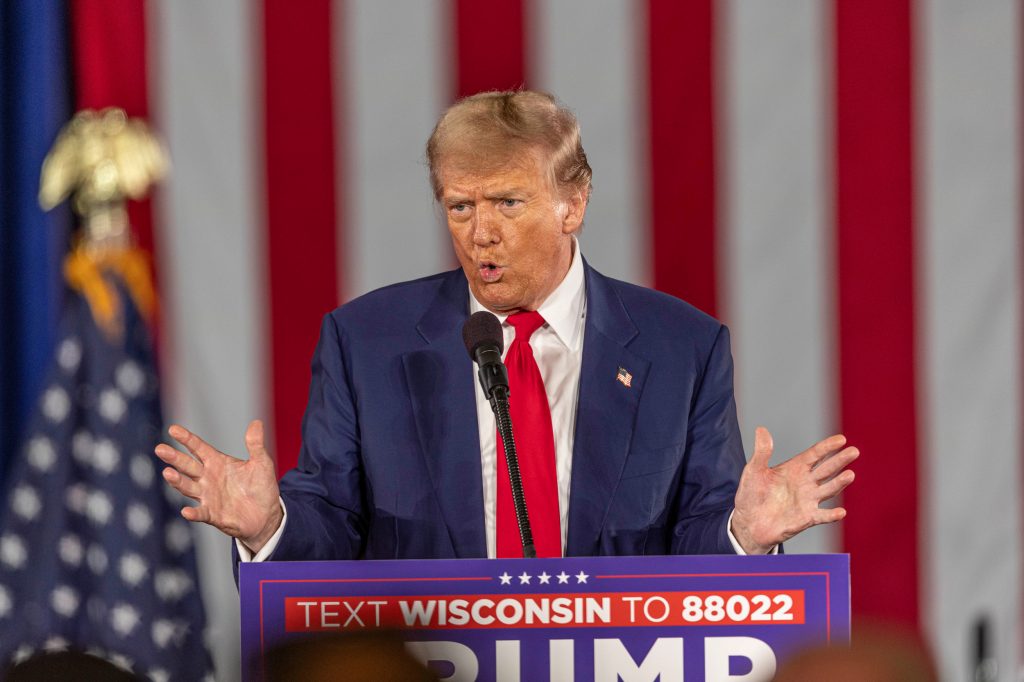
[39,107,168,251]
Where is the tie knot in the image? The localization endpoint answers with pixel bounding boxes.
[507,311,546,340]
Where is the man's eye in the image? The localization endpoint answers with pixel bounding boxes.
[451,204,468,212]
[501,199,519,208]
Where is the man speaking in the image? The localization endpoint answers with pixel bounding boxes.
[155,91,857,562]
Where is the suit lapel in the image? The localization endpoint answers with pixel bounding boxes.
[401,271,486,557]
[567,264,650,555]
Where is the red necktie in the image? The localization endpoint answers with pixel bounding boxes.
[496,311,561,558]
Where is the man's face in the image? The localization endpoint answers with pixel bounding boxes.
[439,148,585,315]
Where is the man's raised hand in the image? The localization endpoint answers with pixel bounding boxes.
[730,427,858,555]
[155,420,283,554]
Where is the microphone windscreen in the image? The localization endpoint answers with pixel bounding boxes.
[462,311,503,361]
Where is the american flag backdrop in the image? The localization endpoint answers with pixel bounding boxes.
[0,0,1021,680]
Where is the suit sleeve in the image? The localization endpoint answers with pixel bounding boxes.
[670,324,747,554]
[264,313,369,560]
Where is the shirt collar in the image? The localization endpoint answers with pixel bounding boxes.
[468,236,586,351]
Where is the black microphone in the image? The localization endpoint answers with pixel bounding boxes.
[461,311,536,558]
[461,311,509,402]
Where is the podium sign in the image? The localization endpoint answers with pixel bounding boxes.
[240,554,848,681]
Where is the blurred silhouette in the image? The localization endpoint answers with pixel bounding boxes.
[263,631,438,682]
[773,625,937,682]
[3,650,143,681]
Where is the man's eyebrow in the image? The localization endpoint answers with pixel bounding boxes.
[483,187,530,199]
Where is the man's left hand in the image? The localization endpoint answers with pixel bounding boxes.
[731,427,858,555]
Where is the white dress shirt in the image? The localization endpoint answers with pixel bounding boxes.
[239,239,757,561]
[471,238,587,558]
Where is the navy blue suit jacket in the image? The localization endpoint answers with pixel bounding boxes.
[267,262,746,560]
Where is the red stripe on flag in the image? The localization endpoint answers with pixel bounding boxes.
[834,0,919,630]
[645,0,718,317]
[262,0,340,474]
[70,0,160,332]
[453,0,529,98]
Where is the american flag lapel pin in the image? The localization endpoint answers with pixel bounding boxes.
[616,367,633,388]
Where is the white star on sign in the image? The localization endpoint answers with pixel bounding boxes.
[518,572,532,585]
[575,571,589,584]
[498,572,512,585]
[557,571,570,584]
[538,572,551,584]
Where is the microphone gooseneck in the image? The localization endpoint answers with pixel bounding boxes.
[461,311,536,559]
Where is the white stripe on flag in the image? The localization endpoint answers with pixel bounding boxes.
[918,0,1022,675]
[150,2,264,679]
[532,0,646,287]
[719,0,836,555]
[338,0,452,301]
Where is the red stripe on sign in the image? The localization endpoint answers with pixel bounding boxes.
[646,0,718,317]
[453,0,529,98]
[262,0,340,474]
[70,0,160,335]
[834,0,919,630]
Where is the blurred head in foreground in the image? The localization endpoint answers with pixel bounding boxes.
[263,631,437,682]
[773,627,937,682]
[4,650,143,681]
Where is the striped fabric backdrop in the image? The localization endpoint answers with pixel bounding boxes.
[35,0,1020,679]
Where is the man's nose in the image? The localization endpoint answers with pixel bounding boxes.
[472,207,501,245]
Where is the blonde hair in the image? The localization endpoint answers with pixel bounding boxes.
[426,90,592,201]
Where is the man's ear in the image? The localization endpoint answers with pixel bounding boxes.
[560,188,588,235]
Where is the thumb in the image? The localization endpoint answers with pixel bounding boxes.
[749,426,774,469]
[244,419,275,466]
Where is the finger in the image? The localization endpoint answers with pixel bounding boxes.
[748,427,774,470]
[244,420,274,465]
[154,443,204,479]
[181,505,210,524]
[816,469,855,501]
[162,466,201,500]
[813,446,859,483]
[167,424,219,464]
[798,433,848,468]
[812,506,847,525]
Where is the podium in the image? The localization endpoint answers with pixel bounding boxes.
[240,554,849,681]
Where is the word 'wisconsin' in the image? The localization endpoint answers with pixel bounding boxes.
[285,590,804,631]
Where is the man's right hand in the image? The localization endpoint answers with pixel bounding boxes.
[155,420,283,555]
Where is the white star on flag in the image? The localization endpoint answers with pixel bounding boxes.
[575,571,589,584]
[557,571,570,584]
[518,572,532,585]
[538,572,551,584]
[498,572,512,585]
